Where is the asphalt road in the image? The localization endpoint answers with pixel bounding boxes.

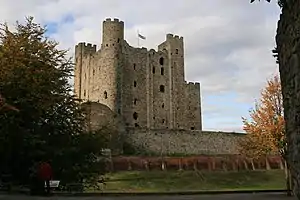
[0,193,296,200]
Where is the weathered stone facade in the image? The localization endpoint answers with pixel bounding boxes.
[275,0,300,197]
[125,128,243,155]
[81,102,125,155]
[74,18,245,157]
[74,18,202,131]
[81,102,244,155]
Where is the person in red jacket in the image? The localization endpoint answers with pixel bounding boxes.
[37,161,53,195]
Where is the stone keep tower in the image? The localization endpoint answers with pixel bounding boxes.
[74,18,202,131]
[75,18,124,114]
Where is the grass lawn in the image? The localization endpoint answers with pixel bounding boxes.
[87,170,286,192]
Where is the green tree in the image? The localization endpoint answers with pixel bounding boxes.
[0,17,107,186]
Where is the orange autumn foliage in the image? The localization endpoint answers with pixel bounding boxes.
[238,75,286,159]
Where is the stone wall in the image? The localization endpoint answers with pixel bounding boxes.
[125,128,244,155]
[79,102,244,156]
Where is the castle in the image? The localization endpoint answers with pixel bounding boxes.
[74,18,202,131]
[74,18,243,155]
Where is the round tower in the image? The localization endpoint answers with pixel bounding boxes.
[98,18,124,114]
[102,18,124,49]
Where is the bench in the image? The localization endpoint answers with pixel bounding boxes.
[45,180,60,188]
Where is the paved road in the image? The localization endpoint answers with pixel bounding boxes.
[0,193,296,200]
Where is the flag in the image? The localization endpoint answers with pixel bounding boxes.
[138,33,146,40]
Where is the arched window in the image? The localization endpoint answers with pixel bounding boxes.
[161,67,164,75]
[133,112,138,120]
[159,57,164,65]
[159,85,165,92]
[104,91,108,99]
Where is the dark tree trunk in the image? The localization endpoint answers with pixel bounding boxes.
[285,160,292,196]
[276,0,300,199]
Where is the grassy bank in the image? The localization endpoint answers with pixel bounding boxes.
[88,170,286,192]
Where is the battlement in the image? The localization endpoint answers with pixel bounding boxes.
[149,49,156,55]
[102,18,125,47]
[187,82,200,85]
[75,42,97,55]
[187,82,200,90]
[140,47,148,53]
[166,33,183,41]
[103,18,124,25]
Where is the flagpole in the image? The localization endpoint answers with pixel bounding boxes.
[137,29,140,47]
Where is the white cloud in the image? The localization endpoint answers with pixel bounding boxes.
[0,0,281,131]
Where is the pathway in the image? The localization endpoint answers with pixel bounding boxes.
[0,192,296,200]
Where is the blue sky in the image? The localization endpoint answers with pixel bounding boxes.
[45,14,74,35]
[0,0,281,132]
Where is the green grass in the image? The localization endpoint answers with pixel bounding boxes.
[87,170,286,192]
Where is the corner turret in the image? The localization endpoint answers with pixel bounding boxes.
[101,18,124,48]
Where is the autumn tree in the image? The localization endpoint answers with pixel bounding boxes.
[239,75,285,158]
[0,17,107,186]
[238,74,291,193]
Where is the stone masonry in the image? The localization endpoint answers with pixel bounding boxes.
[74,18,202,131]
[80,101,243,155]
[81,102,125,155]
[74,18,245,156]
[125,128,243,155]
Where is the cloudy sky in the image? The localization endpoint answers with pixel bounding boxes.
[1,0,281,132]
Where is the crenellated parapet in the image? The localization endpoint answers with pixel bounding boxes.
[75,42,97,57]
[187,82,200,88]
[103,18,124,25]
[102,18,124,49]
[166,33,184,41]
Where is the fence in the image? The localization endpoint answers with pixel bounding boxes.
[107,155,284,172]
